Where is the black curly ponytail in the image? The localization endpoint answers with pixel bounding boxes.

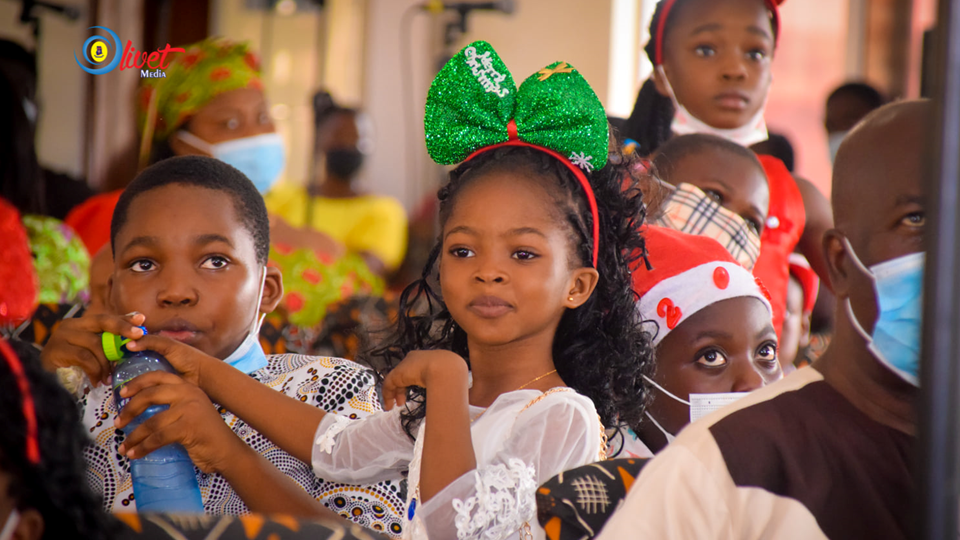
[363,141,656,438]
[621,0,678,157]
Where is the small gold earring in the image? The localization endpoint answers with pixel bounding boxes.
[568,296,574,302]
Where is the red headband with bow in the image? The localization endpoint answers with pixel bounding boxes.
[0,339,40,465]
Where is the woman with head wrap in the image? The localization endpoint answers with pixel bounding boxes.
[68,37,386,358]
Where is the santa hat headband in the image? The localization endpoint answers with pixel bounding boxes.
[653,0,785,66]
[636,226,772,346]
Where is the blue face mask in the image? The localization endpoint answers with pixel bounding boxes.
[177,131,286,194]
[843,238,924,386]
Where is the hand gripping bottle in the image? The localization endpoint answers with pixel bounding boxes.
[102,328,204,513]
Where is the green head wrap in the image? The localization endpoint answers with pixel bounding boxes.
[138,37,263,143]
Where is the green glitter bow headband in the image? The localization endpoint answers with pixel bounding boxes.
[424,41,609,267]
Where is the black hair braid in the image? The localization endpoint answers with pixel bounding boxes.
[362,144,656,438]
[622,0,678,157]
[0,340,117,540]
[623,79,674,158]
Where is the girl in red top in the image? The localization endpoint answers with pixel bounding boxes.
[622,0,833,337]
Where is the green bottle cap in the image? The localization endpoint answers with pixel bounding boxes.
[102,326,147,362]
[102,332,131,362]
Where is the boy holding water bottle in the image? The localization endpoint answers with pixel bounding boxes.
[40,156,405,534]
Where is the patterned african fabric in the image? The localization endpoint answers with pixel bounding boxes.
[80,354,406,538]
[258,293,395,360]
[535,458,650,540]
[138,37,262,142]
[596,367,914,540]
[112,513,387,540]
[268,245,385,329]
[22,214,90,304]
[1,303,84,348]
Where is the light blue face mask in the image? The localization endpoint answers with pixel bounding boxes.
[843,238,924,386]
[177,131,286,194]
[222,267,269,374]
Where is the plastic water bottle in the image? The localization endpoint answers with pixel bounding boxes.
[103,328,204,513]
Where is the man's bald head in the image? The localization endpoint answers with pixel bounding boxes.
[832,100,931,242]
[821,99,929,397]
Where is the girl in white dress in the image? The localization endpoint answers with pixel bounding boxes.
[137,41,655,540]
[311,41,655,540]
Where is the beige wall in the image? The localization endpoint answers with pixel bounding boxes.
[213,0,327,187]
[763,0,850,194]
[212,0,368,187]
[0,0,89,179]
[453,1,612,108]
[362,0,613,212]
[361,0,438,211]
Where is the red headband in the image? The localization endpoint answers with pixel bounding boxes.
[653,0,783,66]
[463,120,601,268]
[0,340,40,465]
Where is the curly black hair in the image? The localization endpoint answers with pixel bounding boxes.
[362,141,656,439]
[0,340,116,540]
[622,0,780,156]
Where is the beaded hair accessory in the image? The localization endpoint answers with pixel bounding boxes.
[0,339,40,465]
[424,40,608,268]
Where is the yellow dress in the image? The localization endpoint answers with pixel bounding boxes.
[266,183,409,270]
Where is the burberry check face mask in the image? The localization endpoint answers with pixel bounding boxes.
[653,183,762,270]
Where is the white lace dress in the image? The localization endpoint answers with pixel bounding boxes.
[312,387,604,540]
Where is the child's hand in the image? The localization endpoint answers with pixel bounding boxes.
[381,350,469,410]
[125,334,216,388]
[115,371,241,474]
[39,312,146,386]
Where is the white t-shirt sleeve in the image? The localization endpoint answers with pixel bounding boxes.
[596,433,735,539]
[419,393,602,540]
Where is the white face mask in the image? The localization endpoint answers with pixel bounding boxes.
[644,375,750,434]
[0,509,19,540]
[827,131,847,164]
[656,66,770,148]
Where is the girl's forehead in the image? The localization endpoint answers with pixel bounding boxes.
[670,0,774,35]
[445,171,569,228]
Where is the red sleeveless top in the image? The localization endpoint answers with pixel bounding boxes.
[754,155,806,338]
